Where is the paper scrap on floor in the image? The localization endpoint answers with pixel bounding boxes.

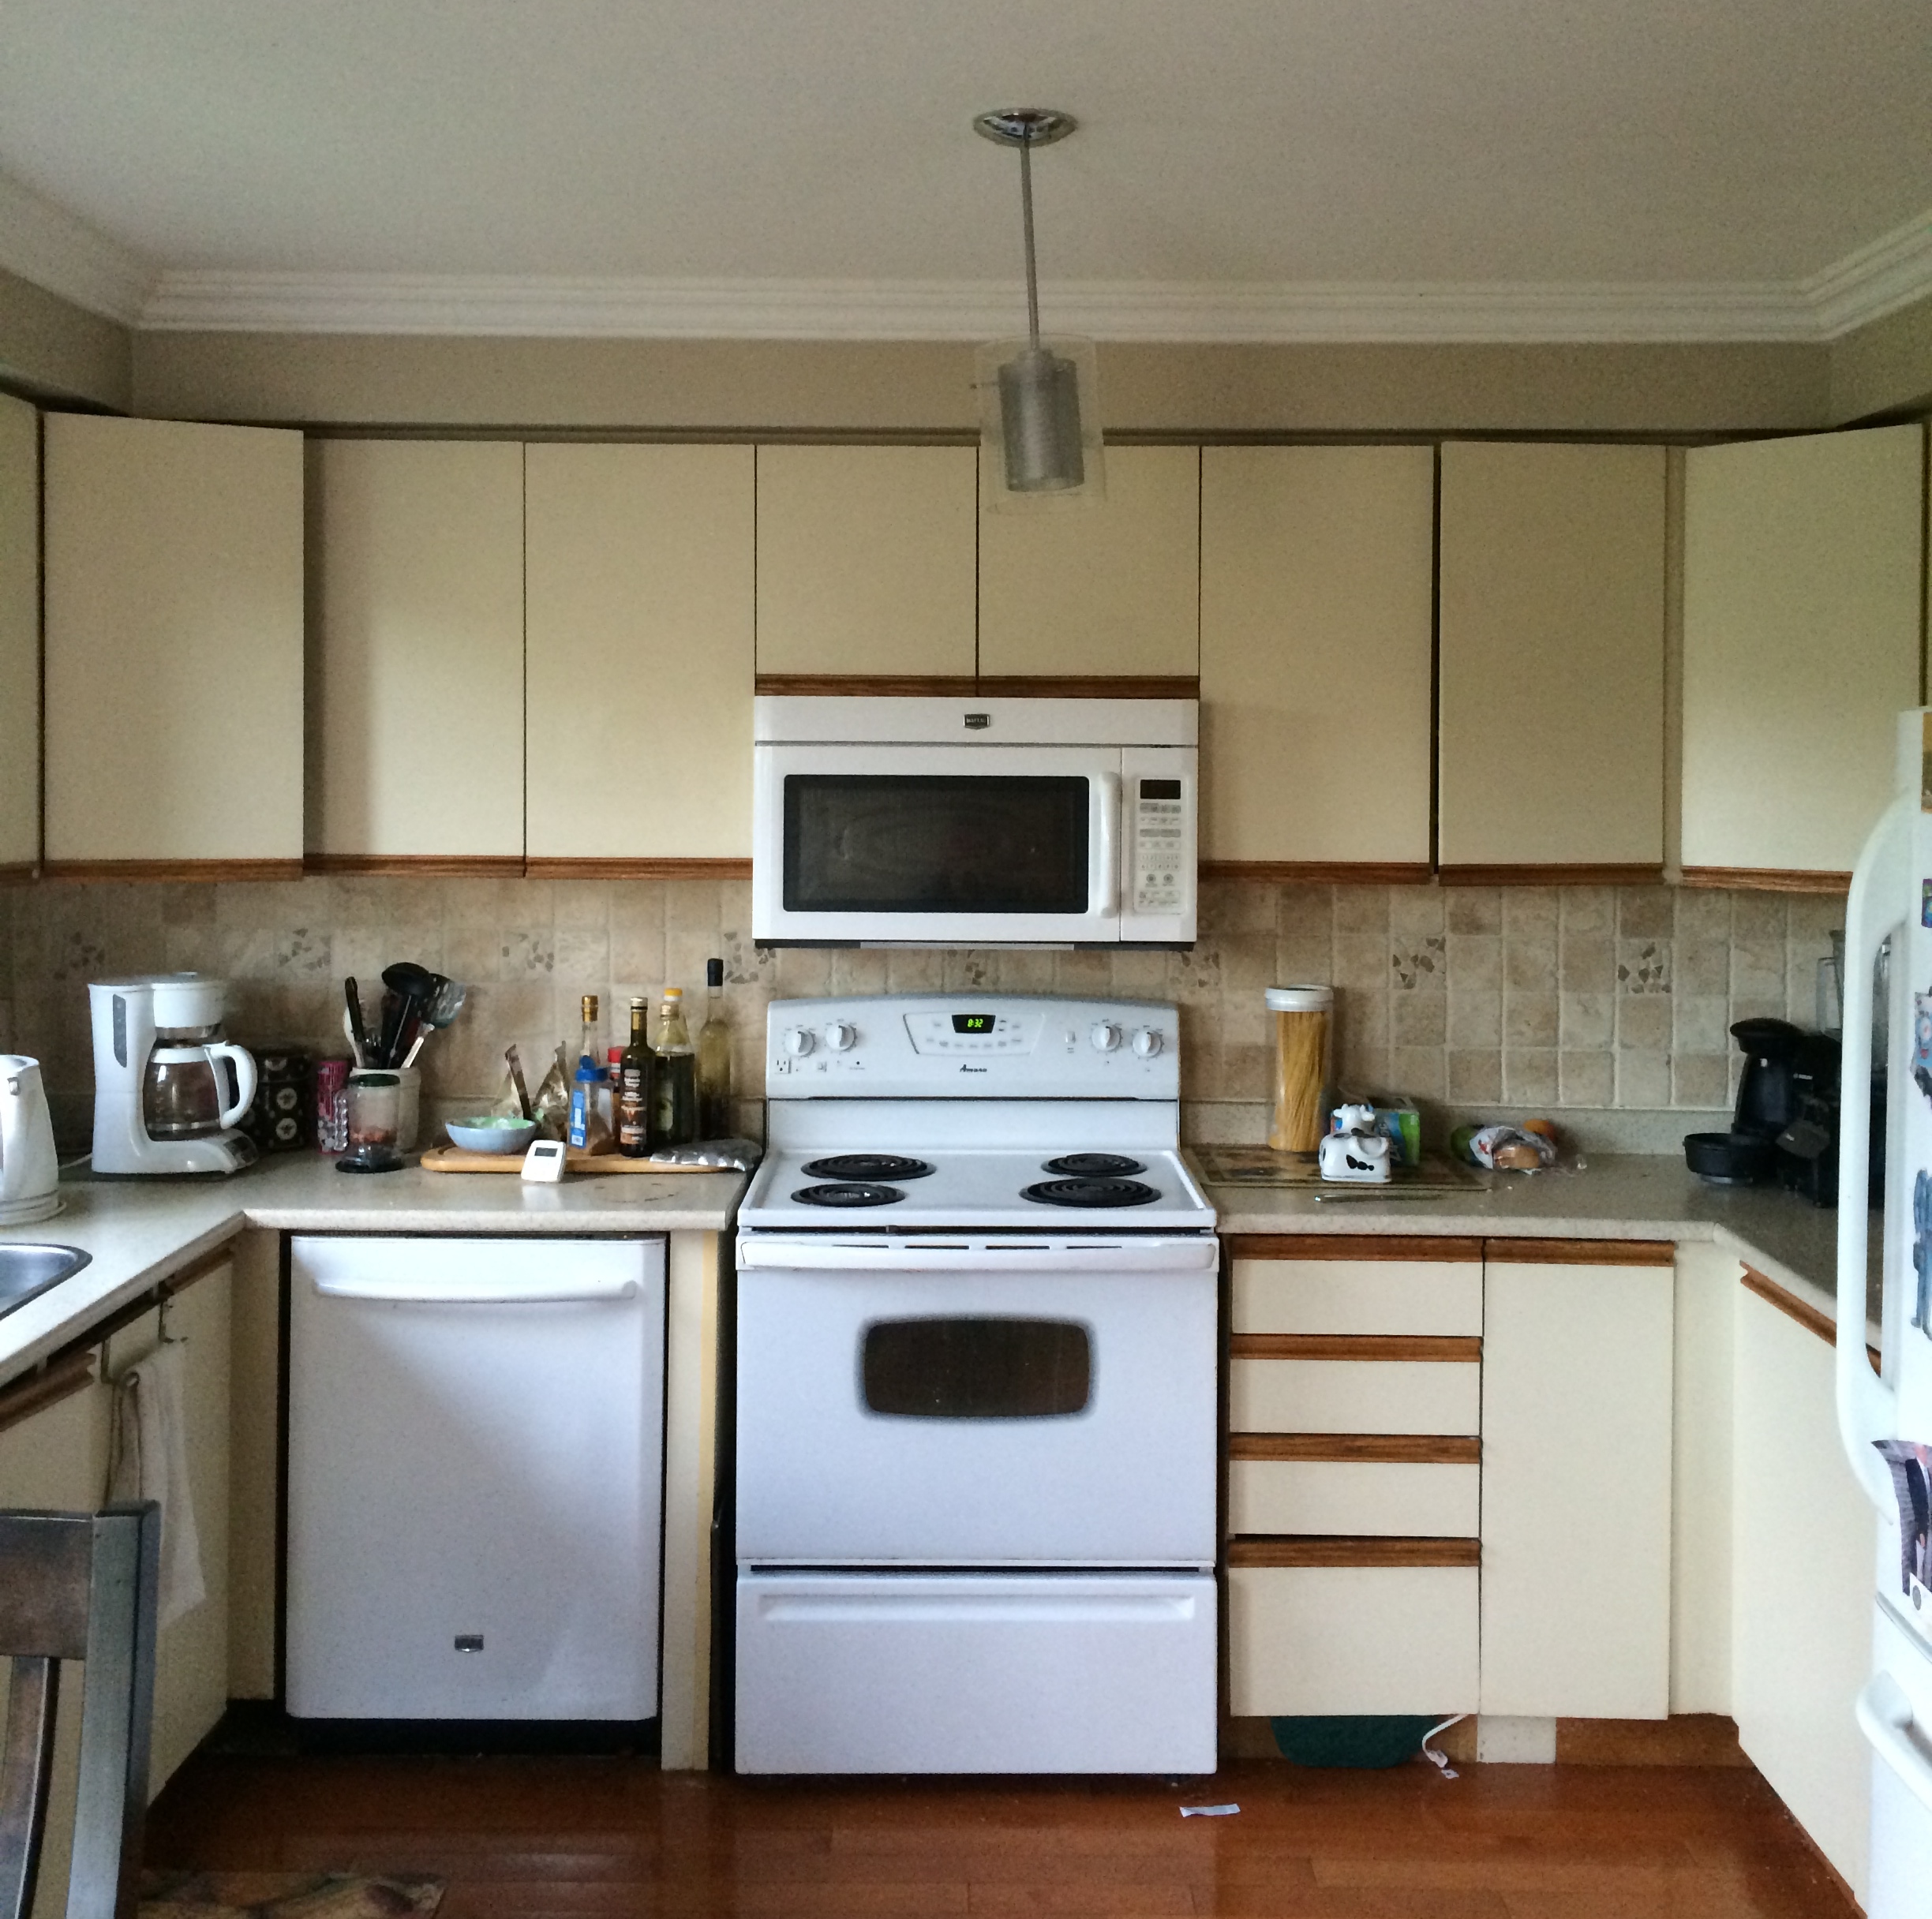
[1179,1805,1240,1817]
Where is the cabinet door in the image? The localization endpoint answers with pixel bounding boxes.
[1732,1280,1874,1899]
[43,416,304,873]
[754,445,976,683]
[0,394,36,874]
[1200,446,1434,873]
[1479,1245,1674,1718]
[526,444,754,866]
[1683,424,1923,883]
[978,446,1199,683]
[309,440,525,862]
[1439,443,1665,877]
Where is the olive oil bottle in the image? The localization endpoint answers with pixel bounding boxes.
[650,987,698,1147]
[616,996,653,1157]
[696,957,732,1139]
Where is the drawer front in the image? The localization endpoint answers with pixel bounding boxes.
[1230,1357,1481,1435]
[1233,1258,1483,1337]
[1228,1459,1480,1538]
[1228,1564,1479,1715]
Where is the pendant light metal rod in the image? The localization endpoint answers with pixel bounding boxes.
[1018,131,1041,350]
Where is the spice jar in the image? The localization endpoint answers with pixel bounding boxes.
[1265,986,1334,1154]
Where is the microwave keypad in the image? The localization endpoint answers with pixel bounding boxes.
[1133,781,1185,915]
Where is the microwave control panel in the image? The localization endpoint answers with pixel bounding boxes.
[1132,778,1186,916]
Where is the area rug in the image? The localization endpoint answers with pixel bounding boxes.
[139,1872,444,1919]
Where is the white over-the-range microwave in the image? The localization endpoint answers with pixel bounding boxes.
[751,697,1197,948]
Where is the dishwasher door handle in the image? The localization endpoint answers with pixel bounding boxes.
[309,1272,639,1304]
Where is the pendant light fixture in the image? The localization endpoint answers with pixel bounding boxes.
[973,107,1105,511]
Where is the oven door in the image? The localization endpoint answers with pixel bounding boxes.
[751,743,1125,945]
[734,1236,1217,1567]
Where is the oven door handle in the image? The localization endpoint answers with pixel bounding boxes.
[738,1236,1218,1273]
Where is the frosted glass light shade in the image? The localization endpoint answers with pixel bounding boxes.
[976,336,1106,511]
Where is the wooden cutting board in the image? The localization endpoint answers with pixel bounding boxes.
[420,1144,736,1175]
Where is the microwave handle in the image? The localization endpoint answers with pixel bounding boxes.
[1091,773,1121,918]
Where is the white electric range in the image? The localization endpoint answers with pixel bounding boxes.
[733,994,1219,1776]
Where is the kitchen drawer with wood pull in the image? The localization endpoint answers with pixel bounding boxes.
[1228,1559,1479,1716]
[1230,1237,1483,1337]
[1228,1450,1481,1539]
[1230,1338,1482,1436]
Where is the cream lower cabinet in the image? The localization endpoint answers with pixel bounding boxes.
[1731,1274,1874,1901]
[1437,442,1666,877]
[0,393,37,875]
[1478,1242,1674,1719]
[43,415,304,875]
[1199,446,1435,875]
[1226,1236,1484,1719]
[0,1257,230,1919]
[525,444,755,865]
[309,439,526,862]
[1682,423,1924,884]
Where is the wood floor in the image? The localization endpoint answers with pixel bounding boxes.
[145,1751,1859,1918]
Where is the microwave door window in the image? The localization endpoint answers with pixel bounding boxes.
[782,775,1091,915]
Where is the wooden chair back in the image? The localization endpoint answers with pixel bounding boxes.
[0,1505,160,1919]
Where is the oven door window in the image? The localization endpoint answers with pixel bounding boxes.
[783,775,1091,915]
[861,1317,1092,1419]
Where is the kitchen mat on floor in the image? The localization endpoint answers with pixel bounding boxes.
[140,1872,444,1919]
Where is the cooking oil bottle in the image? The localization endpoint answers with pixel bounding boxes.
[697,957,732,1139]
[650,986,697,1147]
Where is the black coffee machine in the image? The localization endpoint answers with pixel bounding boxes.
[1683,1017,1854,1205]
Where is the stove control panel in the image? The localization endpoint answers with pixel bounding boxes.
[766,995,1180,1098]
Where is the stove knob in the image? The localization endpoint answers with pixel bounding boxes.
[1132,1027,1163,1058]
[784,1026,816,1057]
[824,1021,857,1052]
[1089,1021,1121,1053]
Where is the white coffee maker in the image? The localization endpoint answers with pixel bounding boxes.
[88,974,259,1175]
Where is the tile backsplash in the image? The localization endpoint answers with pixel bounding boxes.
[0,875,1840,1151]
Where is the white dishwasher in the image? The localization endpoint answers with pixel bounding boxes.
[286,1235,665,1723]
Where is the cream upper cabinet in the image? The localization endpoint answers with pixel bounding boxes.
[754,445,976,680]
[43,416,304,872]
[1200,446,1434,872]
[1683,424,1924,882]
[1479,1247,1674,1719]
[1439,443,1666,874]
[526,443,754,863]
[309,440,525,861]
[0,395,36,875]
[978,447,1199,680]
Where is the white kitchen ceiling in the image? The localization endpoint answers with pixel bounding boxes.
[0,0,1928,340]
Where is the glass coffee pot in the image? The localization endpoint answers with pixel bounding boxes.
[140,982,256,1142]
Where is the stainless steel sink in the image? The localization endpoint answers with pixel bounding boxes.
[0,1244,92,1319]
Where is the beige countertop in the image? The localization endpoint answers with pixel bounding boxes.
[0,1150,747,1388]
[1201,1151,1877,1335]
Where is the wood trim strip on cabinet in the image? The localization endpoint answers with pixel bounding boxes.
[1228,1433,1482,1464]
[972,676,1200,700]
[1229,1334,1482,1363]
[41,858,304,884]
[304,855,527,878]
[1740,1266,1881,1374]
[0,862,36,885]
[523,857,753,881]
[0,1350,95,1436]
[1680,866,1852,895]
[1439,863,1664,887]
[1226,1535,1482,1569]
[1198,862,1435,885]
[754,675,981,698]
[1484,1238,1676,1266]
[41,1244,238,1375]
[1226,1234,1483,1263]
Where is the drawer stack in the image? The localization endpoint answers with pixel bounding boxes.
[1226,1235,1485,1719]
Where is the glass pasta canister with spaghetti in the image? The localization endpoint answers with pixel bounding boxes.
[1265,985,1334,1154]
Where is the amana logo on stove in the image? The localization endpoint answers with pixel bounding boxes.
[960,1064,987,1072]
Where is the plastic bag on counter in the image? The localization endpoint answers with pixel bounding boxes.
[1454,1122,1559,1172]
[646,1137,764,1172]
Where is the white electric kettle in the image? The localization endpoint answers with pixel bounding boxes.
[0,1054,62,1225]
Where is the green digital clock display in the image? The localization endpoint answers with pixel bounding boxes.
[952,1013,995,1034]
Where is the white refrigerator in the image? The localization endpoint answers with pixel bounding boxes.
[1839,709,1932,1915]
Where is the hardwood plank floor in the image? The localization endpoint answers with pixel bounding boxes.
[144,1755,1858,1918]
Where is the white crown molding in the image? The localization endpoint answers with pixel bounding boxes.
[1803,208,1932,337]
[140,268,1825,343]
[0,172,156,324]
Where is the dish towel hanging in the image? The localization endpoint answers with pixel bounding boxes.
[107,1338,206,1627]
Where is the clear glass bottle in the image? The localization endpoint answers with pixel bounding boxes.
[650,986,698,1147]
[617,997,653,1158]
[697,957,732,1139]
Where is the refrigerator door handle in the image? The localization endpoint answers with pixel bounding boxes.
[1839,790,1912,1513]
[1858,1672,1932,1816]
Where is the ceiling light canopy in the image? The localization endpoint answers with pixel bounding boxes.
[973,107,1105,512]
